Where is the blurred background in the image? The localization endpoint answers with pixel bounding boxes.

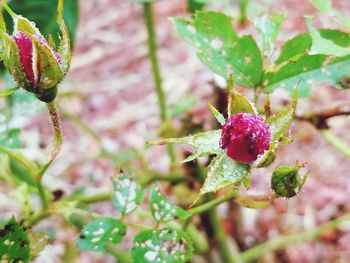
[1,0,350,262]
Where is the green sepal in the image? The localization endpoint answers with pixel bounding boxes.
[57,0,71,73]
[0,33,29,90]
[32,36,64,90]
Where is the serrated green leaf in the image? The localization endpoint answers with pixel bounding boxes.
[132,228,193,263]
[253,13,285,55]
[172,12,263,88]
[264,54,350,97]
[275,33,312,65]
[0,217,30,263]
[76,217,127,252]
[208,103,225,125]
[150,185,190,223]
[112,174,145,216]
[310,0,350,29]
[305,17,350,56]
[149,130,222,163]
[275,29,350,65]
[0,128,21,148]
[200,154,250,194]
[229,90,256,115]
[267,93,297,141]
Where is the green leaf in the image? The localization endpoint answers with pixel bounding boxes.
[310,0,350,29]
[149,130,222,163]
[275,33,312,65]
[0,217,30,263]
[76,217,127,252]
[267,92,297,141]
[132,228,193,263]
[305,17,350,56]
[4,0,79,46]
[253,13,285,55]
[229,90,256,115]
[172,12,263,88]
[112,174,145,216]
[28,231,48,260]
[208,103,225,125]
[188,0,206,13]
[0,128,21,148]
[0,87,18,98]
[150,185,190,223]
[264,54,350,97]
[200,154,250,194]
[0,146,38,186]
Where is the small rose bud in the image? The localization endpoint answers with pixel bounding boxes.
[220,113,271,163]
[0,1,71,102]
[271,164,305,198]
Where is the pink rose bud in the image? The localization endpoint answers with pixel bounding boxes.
[220,113,271,163]
[0,1,71,102]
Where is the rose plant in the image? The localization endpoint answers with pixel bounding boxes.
[0,0,350,262]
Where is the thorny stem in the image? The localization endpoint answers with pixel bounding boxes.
[188,191,238,217]
[46,101,63,161]
[143,2,176,165]
[239,214,350,262]
[35,101,63,211]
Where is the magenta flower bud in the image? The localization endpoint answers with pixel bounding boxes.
[220,113,271,163]
[0,1,71,102]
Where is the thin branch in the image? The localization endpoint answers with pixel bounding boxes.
[239,214,350,262]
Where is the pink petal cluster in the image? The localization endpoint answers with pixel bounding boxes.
[220,113,271,163]
[13,31,39,86]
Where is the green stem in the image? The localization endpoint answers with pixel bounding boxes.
[320,129,350,159]
[67,192,112,204]
[105,243,131,263]
[239,0,249,24]
[25,211,50,228]
[65,174,184,204]
[143,2,176,164]
[239,214,350,262]
[188,191,238,217]
[46,101,63,161]
[208,206,238,263]
[35,102,63,211]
